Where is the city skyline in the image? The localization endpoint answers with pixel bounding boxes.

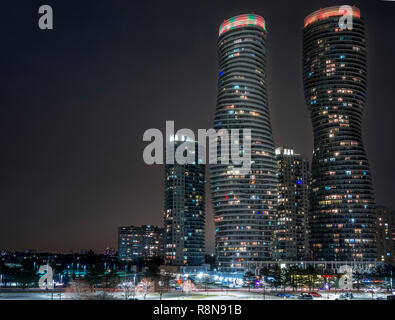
[1,0,395,253]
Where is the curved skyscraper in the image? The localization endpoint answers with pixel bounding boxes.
[303,6,376,261]
[210,14,277,272]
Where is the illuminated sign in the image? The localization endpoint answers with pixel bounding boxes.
[219,14,266,37]
[304,6,360,28]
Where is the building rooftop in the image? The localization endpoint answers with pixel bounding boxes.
[304,6,360,28]
[219,14,266,37]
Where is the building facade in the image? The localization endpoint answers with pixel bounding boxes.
[303,6,376,261]
[210,14,278,272]
[376,206,395,266]
[274,147,310,261]
[118,225,164,263]
[164,139,205,266]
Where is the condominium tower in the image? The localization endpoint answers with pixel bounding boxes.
[164,138,205,266]
[274,147,310,261]
[376,206,395,266]
[118,225,164,263]
[303,6,376,261]
[210,14,278,272]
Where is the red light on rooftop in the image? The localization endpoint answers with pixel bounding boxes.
[219,14,266,37]
[304,6,360,28]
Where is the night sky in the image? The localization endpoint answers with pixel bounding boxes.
[1,0,394,253]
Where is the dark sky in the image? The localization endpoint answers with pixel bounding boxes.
[1,0,394,254]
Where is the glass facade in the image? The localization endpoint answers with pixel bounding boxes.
[376,206,395,266]
[164,140,205,266]
[274,147,310,261]
[211,14,277,272]
[118,225,164,263]
[303,6,376,261]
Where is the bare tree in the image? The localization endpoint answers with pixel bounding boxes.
[136,278,154,300]
[181,279,196,296]
[117,280,136,300]
[68,279,93,300]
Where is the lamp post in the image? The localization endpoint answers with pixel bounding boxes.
[59,275,62,300]
[51,279,54,300]
[262,285,266,300]
[158,280,164,300]
[324,282,330,300]
[205,274,209,296]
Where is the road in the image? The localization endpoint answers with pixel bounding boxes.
[0,290,389,300]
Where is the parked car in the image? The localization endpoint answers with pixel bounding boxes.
[336,292,354,300]
[298,294,313,300]
[276,293,291,298]
[309,292,321,297]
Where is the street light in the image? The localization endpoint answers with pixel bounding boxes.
[205,274,209,295]
[158,280,164,300]
[324,282,330,299]
[262,285,266,300]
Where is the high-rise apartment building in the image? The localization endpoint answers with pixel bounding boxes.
[164,139,205,266]
[210,14,277,272]
[118,225,164,263]
[376,206,395,266]
[274,147,310,261]
[303,6,376,261]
